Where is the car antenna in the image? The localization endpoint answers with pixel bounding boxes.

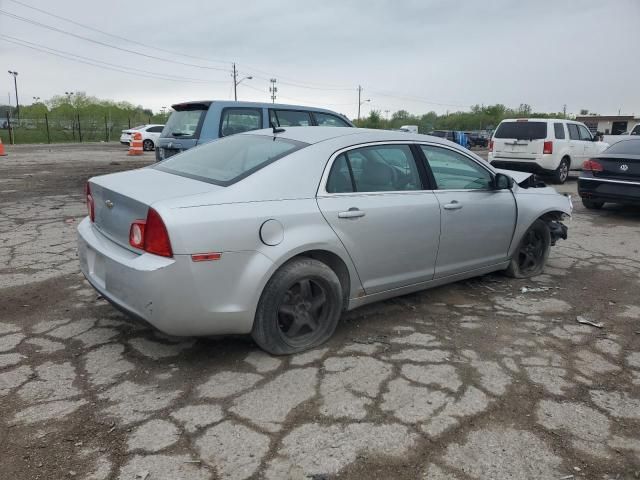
[270,121,285,136]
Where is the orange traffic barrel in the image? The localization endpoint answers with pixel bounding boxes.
[127,132,143,156]
[0,137,7,156]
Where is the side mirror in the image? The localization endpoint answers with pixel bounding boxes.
[494,173,514,190]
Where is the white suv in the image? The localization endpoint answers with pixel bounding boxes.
[488,118,608,183]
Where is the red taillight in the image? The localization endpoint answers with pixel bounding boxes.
[543,141,553,155]
[582,159,603,172]
[489,140,494,152]
[128,208,172,257]
[85,182,95,222]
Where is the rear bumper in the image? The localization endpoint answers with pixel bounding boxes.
[578,174,640,205]
[490,160,554,175]
[77,217,272,336]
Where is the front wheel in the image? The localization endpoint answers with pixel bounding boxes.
[505,219,551,278]
[552,158,570,184]
[251,258,343,355]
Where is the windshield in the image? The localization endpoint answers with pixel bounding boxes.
[494,121,547,140]
[154,134,308,186]
[163,107,208,138]
[604,139,640,155]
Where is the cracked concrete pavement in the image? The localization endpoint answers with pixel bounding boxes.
[1,144,640,479]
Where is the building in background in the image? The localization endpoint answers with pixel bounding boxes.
[576,114,640,135]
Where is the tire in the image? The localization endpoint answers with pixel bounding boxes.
[552,157,570,184]
[505,219,551,278]
[582,198,604,210]
[251,258,343,355]
[143,139,154,151]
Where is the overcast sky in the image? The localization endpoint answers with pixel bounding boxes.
[1,0,639,118]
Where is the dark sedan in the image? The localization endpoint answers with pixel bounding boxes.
[578,139,640,209]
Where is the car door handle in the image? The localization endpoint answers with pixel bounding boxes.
[443,201,463,210]
[338,208,365,219]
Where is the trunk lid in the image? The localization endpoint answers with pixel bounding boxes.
[593,154,640,180]
[90,168,220,249]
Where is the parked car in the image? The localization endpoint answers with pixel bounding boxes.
[430,130,470,148]
[155,101,354,161]
[488,118,609,184]
[399,125,419,134]
[602,123,640,146]
[466,131,489,148]
[78,127,571,354]
[120,124,165,151]
[578,138,640,209]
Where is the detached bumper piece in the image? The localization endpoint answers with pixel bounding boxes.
[548,221,568,246]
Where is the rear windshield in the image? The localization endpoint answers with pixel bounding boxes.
[604,139,640,155]
[154,134,307,186]
[494,121,547,140]
[163,106,208,139]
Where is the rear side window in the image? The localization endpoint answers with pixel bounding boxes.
[164,106,207,139]
[567,124,580,140]
[326,145,422,193]
[270,110,312,127]
[147,126,164,133]
[220,108,262,137]
[554,123,565,139]
[314,112,350,127]
[494,121,547,140]
[603,139,640,155]
[631,125,640,135]
[155,134,307,186]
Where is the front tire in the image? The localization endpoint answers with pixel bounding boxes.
[582,198,604,210]
[251,258,343,355]
[143,139,154,151]
[552,157,570,184]
[505,219,551,278]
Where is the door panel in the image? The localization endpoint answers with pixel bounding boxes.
[433,190,516,277]
[419,144,517,278]
[317,193,441,294]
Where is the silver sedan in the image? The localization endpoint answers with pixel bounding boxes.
[77,127,572,354]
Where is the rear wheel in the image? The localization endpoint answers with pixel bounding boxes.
[143,139,154,151]
[251,258,343,355]
[505,219,551,278]
[582,198,604,210]
[552,157,570,184]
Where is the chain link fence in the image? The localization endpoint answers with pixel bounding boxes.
[0,112,157,144]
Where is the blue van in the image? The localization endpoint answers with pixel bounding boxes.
[155,100,354,161]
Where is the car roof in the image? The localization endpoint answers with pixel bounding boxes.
[171,100,350,116]
[499,118,584,124]
[240,126,458,147]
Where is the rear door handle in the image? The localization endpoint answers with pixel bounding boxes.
[338,208,365,219]
[443,201,463,210]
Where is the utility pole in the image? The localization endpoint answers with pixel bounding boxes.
[562,104,567,118]
[269,78,278,103]
[8,71,19,120]
[232,63,252,101]
[232,63,237,101]
[357,85,370,122]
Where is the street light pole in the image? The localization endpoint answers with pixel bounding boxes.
[357,85,370,122]
[8,71,19,119]
[232,63,252,102]
[269,78,277,103]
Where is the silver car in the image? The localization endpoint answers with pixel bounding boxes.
[78,127,571,354]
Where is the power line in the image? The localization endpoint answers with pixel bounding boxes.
[0,10,231,72]
[0,36,228,84]
[6,0,233,67]
[368,90,471,109]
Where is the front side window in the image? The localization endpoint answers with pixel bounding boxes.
[567,124,580,140]
[554,123,565,139]
[147,126,164,133]
[421,145,492,190]
[220,108,262,137]
[314,112,350,127]
[326,145,422,193]
[155,134,306,186]
[578,125,593,141]
[270,110,312,127]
